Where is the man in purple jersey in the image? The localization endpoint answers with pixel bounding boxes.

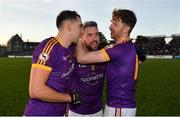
[24,10,82,116]
[76,9,139,116]
[68,21,106,116]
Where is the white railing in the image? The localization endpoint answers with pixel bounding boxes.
[8,55,32,58]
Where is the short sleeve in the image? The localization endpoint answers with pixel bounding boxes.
[100,45,123,61]
[31,38,58,72]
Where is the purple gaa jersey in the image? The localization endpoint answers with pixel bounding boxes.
[24,37,75,116]
[69,59,106,114]
[101,41,139,108]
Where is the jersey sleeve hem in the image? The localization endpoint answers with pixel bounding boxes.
[32,63,52,72]
[100,49,110,61]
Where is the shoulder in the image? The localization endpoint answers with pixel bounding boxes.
[104,43,116,50]
[33,37,58,59]
[35,37,55,51]
[32,37,59,66]
[119,41,135,50]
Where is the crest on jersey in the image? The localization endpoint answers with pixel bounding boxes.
[39,53,49,61]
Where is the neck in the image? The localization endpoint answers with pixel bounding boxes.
[116,35,129,44]
[56,32,71,48]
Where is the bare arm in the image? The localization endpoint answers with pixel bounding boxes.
[29,66,71,102]
[76,39,110,64]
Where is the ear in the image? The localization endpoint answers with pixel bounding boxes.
[125,25,130,33]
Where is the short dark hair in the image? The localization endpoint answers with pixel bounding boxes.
[82,21,98,30]
[112,9,137,34]
[56,10,81,29]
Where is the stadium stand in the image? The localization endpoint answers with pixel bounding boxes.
[0,34,180,57]
[169,34,180,56]
[135,34,180,56]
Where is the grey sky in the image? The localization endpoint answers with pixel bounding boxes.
[0,0,180,45]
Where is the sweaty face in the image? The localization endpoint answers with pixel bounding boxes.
[82,27,100,51]
[109,16,127,40]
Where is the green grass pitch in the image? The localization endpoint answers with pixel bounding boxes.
[0,58,180,115]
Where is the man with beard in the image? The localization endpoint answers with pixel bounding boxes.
[76,9,139,116]
[68,21,106,116]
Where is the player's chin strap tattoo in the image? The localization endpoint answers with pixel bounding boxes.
[69,89,81,107]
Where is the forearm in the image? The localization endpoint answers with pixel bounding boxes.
[76,40,108,64]
[29,67,71,103]
[30,84,71,102]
